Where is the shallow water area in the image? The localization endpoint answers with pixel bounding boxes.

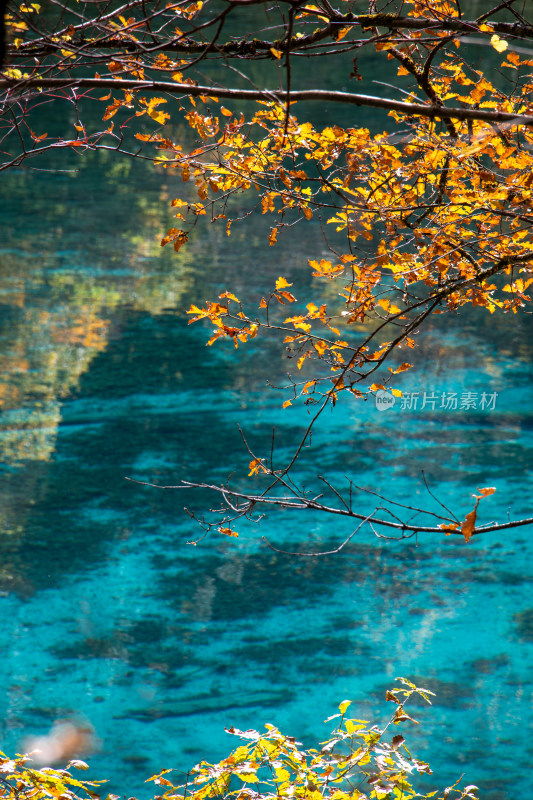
[0,118,532,800]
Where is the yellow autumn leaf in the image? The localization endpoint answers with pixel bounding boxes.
[377,299,401,314]
[275,277,292,290]
[3,68,23,79]
[490,35,508,53]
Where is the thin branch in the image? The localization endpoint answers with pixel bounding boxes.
[421,470,459,522]
[350,482,454,523]
[124,478,533,537]
[2,78,533,126]
[261,511,377,555]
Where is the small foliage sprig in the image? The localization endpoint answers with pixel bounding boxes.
[0,753,105,800]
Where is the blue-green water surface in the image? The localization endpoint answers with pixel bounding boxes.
[0,124,532,800]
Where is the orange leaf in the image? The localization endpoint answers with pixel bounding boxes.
[461,509,477,543]
[278,290,296,303]
[390,362,412,375]
[160,228,189,252]
[440,523,460,535]
[218,527,238,538]
[248,459,267,476]
[336,26,350,42]
[475,486,496,499]
[282,399,292,408]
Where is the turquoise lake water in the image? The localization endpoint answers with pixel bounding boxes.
[0,104,532,800]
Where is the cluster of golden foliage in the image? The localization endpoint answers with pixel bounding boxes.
[0,681,479,800]
[3,0,533,538]
[4,1,533,406]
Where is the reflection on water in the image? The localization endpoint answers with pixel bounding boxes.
[0,122,532,800]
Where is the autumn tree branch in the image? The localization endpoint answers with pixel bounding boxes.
[126,477,533,541]
[4,0,533,547]
[2,77,533,127]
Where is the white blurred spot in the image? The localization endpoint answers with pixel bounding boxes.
[24,720,97,766]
